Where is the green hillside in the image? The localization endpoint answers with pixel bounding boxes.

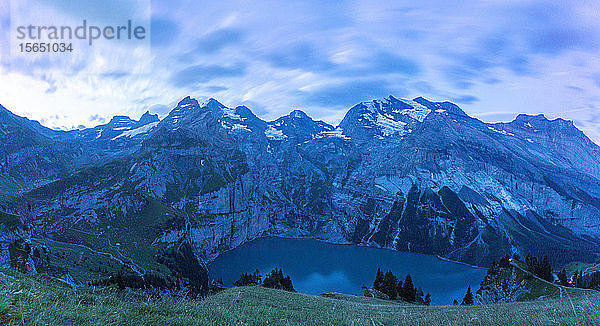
[476,258,598,305]
[1,268,599,326]
[0,211,22,230]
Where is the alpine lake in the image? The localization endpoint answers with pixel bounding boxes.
[209,236,487,305]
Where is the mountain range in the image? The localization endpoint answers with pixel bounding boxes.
[1,95,600,291]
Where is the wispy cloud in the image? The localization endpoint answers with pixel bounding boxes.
[1,0,600,144]
[151,17,179,47]
[298,79,403,108]
[170,63,247,87]
[453,95,479,105]
[591,73,600,88]
[194,28,244,54]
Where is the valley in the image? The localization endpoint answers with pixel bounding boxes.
[1,95,600,310]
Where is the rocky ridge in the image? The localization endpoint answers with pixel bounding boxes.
[0,95,599,284]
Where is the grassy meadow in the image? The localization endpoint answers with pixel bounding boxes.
[1,267,599,325]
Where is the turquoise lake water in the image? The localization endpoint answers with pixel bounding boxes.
[208,236,487,305]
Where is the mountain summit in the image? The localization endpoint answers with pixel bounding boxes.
[1,95,599,279]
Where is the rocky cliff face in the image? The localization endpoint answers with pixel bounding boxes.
[2,95,600,273]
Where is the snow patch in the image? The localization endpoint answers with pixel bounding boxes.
[265,125,286,140]
[229,123,252,133]
[221,106,242,121]
[362,101,379,113]
[399,100,431,122]
[488,126,515,136]
[112,122,159,140]
[317,127,350,139]
[376,113,407,136]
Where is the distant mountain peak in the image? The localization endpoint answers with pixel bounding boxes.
[176,96,199,108]
[201,97,226,109]
[108,115,135,125]
[288,109,309,119]
[139,111,160,125]
[514,113,547,122]
[413,97,468,118]
[266,108,334,142]
[512,113,576,130]
[339,95,439,140]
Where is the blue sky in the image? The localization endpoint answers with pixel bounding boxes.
[1,0,600,143]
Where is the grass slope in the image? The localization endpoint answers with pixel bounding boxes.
[510,261,596,301]
[0,174,21,201]
[1,268,599,325]
[0,211,23,231]
[27,197,184,284]
[31,238,128,283]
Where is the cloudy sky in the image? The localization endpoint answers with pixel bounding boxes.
[1,0,600,143]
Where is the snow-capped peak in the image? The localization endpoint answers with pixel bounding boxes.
[396,99,431,122]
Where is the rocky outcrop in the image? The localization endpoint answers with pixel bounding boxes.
[475,265,530,304]
[363,287,390,300]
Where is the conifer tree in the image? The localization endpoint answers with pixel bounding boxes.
[395,279,403,298]
[373,268,384,290]
[401,274,416,303]
[262,268,295,292]
[262,269,277,288]
[424,293,431,306]
[461,285,474,305]
[539,255,552,282]
[574,270,583,288]
[524,254,553,282]
[557,268,568,286]
[572,270,578,287]
[252,269,261,284]
[589,272,600,290]
[115,270,125,290]
[382,270,398,299]
[281,275,294,291]
[234,273,251,286]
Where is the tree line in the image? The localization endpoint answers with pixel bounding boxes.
[372,268,431,305]
[488,253,553,282]
[525,254,552,282]
[558,269,600,290]
[233,268,295,292]
[492,253,600,291]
